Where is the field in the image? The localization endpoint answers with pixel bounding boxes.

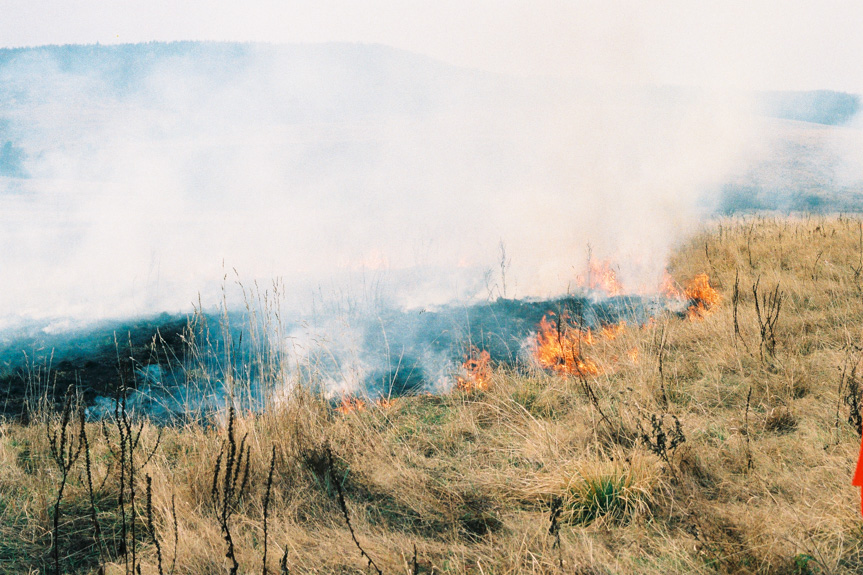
[2,215,863,574]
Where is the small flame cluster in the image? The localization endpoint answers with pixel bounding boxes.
[534,314,602,377]
[335,395,398,415]
[684,273,720,319]
[664,273,720,319]
[580,260,625,296]
[335,271,719,411]
[335,395,366,415]
[456,346,492,392]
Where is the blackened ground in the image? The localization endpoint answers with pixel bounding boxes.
[0,313,189,421]
[344,294,673,397]
[0,294,678,420]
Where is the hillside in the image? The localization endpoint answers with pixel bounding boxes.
[719,118,863,213]
[1,216,863,573]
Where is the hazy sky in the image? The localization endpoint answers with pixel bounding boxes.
[1,1,862,92]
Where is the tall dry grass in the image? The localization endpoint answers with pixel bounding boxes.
[1,215,863,573]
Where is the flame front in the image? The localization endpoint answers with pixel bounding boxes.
[456,346,492,392]
[534,315,600,376]
[685,273,720,318]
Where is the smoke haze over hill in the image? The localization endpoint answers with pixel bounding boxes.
[0,42,860,329]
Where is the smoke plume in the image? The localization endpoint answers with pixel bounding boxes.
[0,42,773,330]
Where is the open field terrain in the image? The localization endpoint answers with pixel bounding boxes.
[2,215,863,574]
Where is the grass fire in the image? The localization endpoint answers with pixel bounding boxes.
[3,217,863,574]
[1,7,862,572]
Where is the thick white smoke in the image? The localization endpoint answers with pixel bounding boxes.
[0,43,771,328]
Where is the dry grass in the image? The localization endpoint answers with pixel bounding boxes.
[3,215,863,574]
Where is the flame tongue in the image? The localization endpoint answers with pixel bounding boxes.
[583,260,624,296]
[336,396,366,415]
[456,346,492,392]
[685,273,720,318]
[601,321,626,340]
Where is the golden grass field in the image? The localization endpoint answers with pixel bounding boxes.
[3,215,863,574]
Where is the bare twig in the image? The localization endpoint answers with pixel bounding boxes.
[212,405,251,575]
[744,386,753,471]
[752,277,784,361]
[325,444,383,575]
[262,445,276,575]
[47,386,83,575]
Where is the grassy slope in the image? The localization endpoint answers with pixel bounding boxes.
[720,119,863,214]
[2,216,863,574]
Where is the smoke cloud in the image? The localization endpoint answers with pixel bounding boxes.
[0,42,780,328]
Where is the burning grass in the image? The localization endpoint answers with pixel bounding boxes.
[335,395,367,415]
[582,259,625,296]
[3,216,863,574]
[456,346,493,392]
[684,272,721,319]
[534,314,601,377]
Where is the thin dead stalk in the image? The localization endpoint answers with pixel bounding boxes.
[656,322,669,408]
[325,444,383,575]
[146,475,165,575]
[47,387,83,575]
[732,269,750,354]
[549,496,563,570]
[262,445,276,575]
[211,405,251,575]
[752,277,784,361]
[744,386,753,471]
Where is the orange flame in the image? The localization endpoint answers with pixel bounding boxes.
[336,396,366,415]
[376,397,397,409]
[685,273,720,319]
[534,315,600,376]
[456,346,492,392]
[627,347,639,363]
[601,321,627,340]
[662,272,685,300]
[579,260,625,296]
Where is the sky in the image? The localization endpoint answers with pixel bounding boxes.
[1,1,862,92]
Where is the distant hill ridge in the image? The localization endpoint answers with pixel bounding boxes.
[0,41,497,116]
[756,90,861,126]
[0,41,858,126]
[1,41,861,215]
